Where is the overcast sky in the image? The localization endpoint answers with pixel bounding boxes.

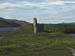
[0,0,75,23]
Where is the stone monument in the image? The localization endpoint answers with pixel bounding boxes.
[33,18,37,34]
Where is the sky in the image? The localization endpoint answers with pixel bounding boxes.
[0,0,75,23]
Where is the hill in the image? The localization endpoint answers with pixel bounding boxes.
[0,17,28,27]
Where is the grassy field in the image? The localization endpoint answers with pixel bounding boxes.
[0,24,75,56]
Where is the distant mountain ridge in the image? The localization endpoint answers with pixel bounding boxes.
[59,22,75,25]
[0,17,28,27]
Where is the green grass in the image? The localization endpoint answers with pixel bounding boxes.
[0,24,75,56]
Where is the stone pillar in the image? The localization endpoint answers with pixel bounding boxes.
[33,18,37,34]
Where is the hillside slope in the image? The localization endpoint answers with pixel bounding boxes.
[0,17,28,27]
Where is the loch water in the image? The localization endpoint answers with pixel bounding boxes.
[0,26,19,31]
